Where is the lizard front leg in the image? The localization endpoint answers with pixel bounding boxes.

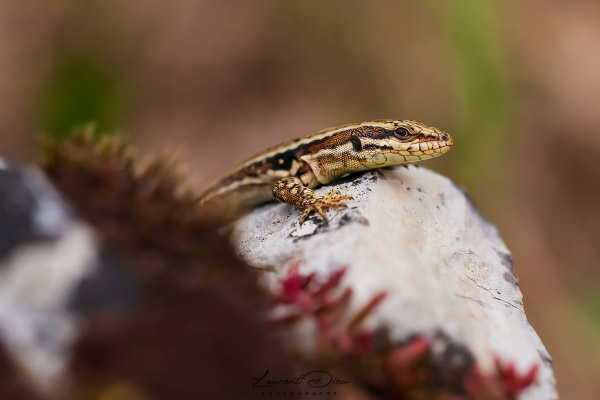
[272,177,353,223]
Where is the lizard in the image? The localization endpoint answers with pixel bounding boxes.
[199,120,453,223]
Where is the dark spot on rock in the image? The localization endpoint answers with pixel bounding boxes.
[538,350,553,365]
[418,198,422,201]
[307,213,327,225]
[439,192,446,206]
[428,330,475,382]
[417,188,423,193]
[455,236,460,241]
[338,212,369,228]
[288,214,330,241]
[374,170,387,180]
[496,250,514,271]
[406,187,412,191]
[503,271,519,286]
[291,210,368,241]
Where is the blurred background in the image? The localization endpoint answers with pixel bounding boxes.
[0,0,598,398]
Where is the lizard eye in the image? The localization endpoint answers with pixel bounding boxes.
[396,128,409,138]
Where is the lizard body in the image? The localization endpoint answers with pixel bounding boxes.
[199,120,453,222]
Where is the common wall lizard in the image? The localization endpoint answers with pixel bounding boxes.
[199,120,453,222]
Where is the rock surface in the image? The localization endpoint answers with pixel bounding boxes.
[231,166,557,400]
[0,165,138,391]
[0,159,292,399]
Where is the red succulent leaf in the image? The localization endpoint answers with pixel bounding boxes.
[277,264,303,303]
[347,291,388,332]
[463,367,504,400]
[495,358,539,397]
[463,359,538,400]
[272,266,387,357]
[385,337,432,390]
[314,287,353,316]
[312,267,347,298]
[351,330,375,354]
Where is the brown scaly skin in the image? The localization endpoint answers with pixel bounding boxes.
[199,120,453,222]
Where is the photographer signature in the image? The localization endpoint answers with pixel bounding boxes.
[251,369,350,388]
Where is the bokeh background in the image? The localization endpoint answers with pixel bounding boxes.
[0,1,598,398]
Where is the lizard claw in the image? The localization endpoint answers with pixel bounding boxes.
[272,177,353,223]
[299,191,353,223]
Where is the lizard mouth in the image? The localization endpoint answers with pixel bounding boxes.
[386,132,453,161]
[437,134,453,154]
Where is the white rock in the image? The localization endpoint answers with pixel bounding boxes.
[0,223,98,388]
[0,165,138,394]
[0,165,97,390]
[232,166,557,400]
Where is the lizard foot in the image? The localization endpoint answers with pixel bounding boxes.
[299,190,353,223]
[272,177,353,223]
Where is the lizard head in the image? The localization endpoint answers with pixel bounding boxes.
[355,120,453,167]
